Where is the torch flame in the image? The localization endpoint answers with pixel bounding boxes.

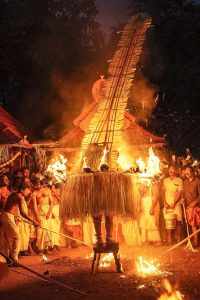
[47,154,67,182]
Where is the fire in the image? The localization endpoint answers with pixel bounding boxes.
[137,147,160,177]
[47,154,67,182]
[136,156,146,173]
[158,279,183,300]
[83,156,87,168]
[99,147,108,169]
[136,256,160,276]
[99,253,114,268]
[42,254,49,262]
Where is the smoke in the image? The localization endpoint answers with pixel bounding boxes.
[129,74,158,124]
[43,69,98,140]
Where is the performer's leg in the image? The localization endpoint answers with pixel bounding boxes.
[93,215,102,245]
[105,215,113,243]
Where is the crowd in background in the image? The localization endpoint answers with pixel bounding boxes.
[0,148,200,265]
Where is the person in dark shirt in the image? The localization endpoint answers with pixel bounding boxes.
[183,166,200,247]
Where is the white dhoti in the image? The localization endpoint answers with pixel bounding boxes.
[140,195,161,243]
[28,208,37,239]
[16,206,30,251]
[0,211,21,260]
[50,205,61,247]
[122,219,141,246]
[83,217,95,244]
[36,205,52,250]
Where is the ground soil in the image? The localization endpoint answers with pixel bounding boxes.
[0,244,200,300]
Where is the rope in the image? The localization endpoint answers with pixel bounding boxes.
[0,251,87,296]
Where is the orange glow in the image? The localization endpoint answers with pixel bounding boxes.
[99,147,108,169]
[136,256,160,276]
[158,279,183,300]
[99,253,114,268]
[137,147,160,177]
[47,154,67,182]
[83,156,88,168]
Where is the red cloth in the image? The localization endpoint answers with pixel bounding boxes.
[186,206,200,227]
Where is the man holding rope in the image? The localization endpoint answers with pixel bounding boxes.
[0,184,40,264]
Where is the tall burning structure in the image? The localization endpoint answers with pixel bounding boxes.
[80,13,152,171]
[60,14,158,246]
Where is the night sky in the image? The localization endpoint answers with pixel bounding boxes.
[96,0,129,35]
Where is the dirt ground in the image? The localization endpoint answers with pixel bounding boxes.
[0,244,200,300]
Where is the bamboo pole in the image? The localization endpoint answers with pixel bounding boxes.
[1,252,87,296]
[159,227,200,257]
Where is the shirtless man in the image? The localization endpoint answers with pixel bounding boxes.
[0,175,11,256]
[32,179,53,253]
[0,184,40,263]
[0,175,11,210]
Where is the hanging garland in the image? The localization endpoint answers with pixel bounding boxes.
[0,151,21,169]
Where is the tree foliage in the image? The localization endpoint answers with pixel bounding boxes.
[0,0,105,138]
[126,0,200,156]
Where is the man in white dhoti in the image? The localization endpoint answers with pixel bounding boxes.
[139,178,161,244]
[50,184,61,250]
[33,180,53,253]
[0,175,11,256]
[0,184,40,263]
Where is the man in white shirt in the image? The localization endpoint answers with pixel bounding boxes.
[163,166,183,244]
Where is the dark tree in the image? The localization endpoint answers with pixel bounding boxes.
[0,0,105,138]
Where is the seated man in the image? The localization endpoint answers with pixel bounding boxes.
[0,184,40,263]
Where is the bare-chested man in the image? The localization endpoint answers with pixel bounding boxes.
[32,179,53,253]
[0,175,11,210]
[0,184,40,263]
[0,175,11,256]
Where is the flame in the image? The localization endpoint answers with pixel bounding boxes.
[158,279,183,300]
[47,154,67,182]
[42,254,48,262]
[83,157,88,168]
[137,147,160,177]
[98,147,108,170]
[99,253,114,268]
[136,256,160,276]
[117,154,133,170]
[99,147,108,170]
[85,253,94,259]
[136,156,146,172]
